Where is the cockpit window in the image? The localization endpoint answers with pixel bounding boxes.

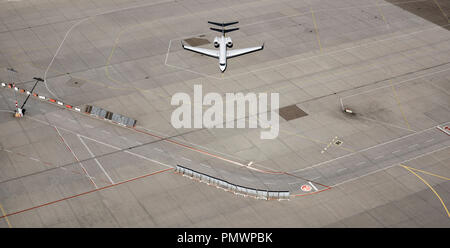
[220,63,225,66]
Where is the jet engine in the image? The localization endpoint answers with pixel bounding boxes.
[226,37,233,48]
[213,38,219,48]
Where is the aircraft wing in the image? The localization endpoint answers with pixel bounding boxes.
[226,45,264,58]
[182,43,219,58]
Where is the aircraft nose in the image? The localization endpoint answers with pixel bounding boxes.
[220,65,226,72]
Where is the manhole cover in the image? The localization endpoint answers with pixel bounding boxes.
[66,78,85,87]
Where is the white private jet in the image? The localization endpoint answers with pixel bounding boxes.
[181,21,264,72]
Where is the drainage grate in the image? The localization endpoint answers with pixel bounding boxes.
[279,105,308,121]
[184,37,210,47]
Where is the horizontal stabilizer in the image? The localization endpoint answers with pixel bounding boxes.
[210,27,239,33]
[208,21,239,27]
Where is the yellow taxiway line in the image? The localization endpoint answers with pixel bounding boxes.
[400,164,450,218]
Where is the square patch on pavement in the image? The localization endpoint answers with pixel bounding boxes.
[279,105,308,121]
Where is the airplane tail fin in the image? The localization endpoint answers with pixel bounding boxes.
[208,21,239,27]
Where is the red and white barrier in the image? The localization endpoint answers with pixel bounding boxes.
[1,81,82,112]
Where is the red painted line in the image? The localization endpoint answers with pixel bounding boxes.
[54,127,97,188]
[0,168,173,220]
[130,127,332,192]
[292,186,333,197]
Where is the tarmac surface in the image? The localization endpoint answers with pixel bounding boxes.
[0,0,449,227]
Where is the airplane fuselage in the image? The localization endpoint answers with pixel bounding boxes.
[216,35,231,72]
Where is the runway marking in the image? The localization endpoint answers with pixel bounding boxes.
[374,155,384,160]
[181,157,191,162]
[392,150,402,154]
[0,204,11,228]
[42,0,176,99]
[375,0,390,29]
[0,148,113,186]
[240,177,252,182]
[400,164,450,218]
[391,83,413,131]
[432,0,449,23]
[200,163,211,168]
[359,116,415,133]
[425,139,434,143]
[310,5,323,52]
[408,144,419,149]
[293,124,447,173]
[78,135,115,185]
[402,165,450,181]
[342,66,450,101]
[308,181,318,191]
[80,135,173,169]
[333,145,450,188]
[54,127,98,189]
[0,168,173,221]
[166,20,450,80]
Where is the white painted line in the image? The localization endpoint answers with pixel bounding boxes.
[308,181,318,191]
[359,116,415,132]
[374,155,384,160]
[78,135,115,185]
[200,163,211,168]
[24,115,174,169]
[333,145,450,188]
[292,124,440,173]
[55,127,98,189]
[181,157,191,162]
[84,124,94,128]
[408,144,419,149]
[169,19,450,80]
[356,161,366,166]
[310,176,321,181]
[425,139,434,143]
[4,149,12,153]
[29,157,39,162]
[288,182,299,185]
[135,141,142,145]
[240,177,252,182]
[392,150,402,154]
[342,67,450,100]
[337,168,347,173]
[154,148,163,152]
[79,134,173,169]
